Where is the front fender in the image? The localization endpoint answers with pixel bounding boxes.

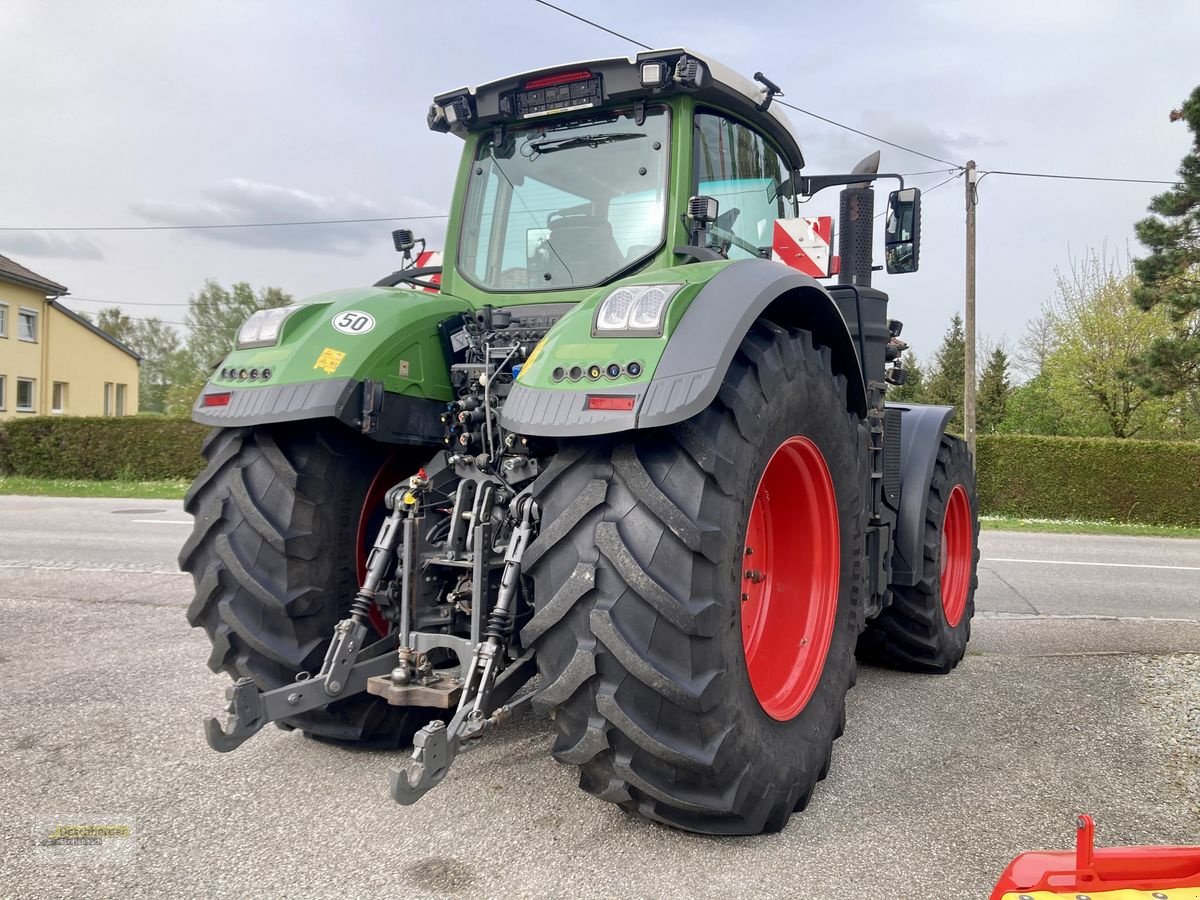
[500,259,867,436]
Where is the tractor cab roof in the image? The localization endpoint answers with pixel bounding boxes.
[429,48,805,170]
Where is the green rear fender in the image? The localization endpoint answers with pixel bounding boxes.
[503,258,867,437]
[192,286,471,441]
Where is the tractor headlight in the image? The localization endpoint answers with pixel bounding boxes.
[236,306,300,349]
[593,284,682,336]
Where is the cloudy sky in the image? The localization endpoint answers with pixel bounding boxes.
[2,0,1196,363]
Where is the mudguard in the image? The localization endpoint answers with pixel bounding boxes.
[500,258,868,437]
[888,402,954,587]
[191,285,471,445]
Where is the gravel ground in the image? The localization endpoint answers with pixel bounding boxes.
[1136,654,1200,821]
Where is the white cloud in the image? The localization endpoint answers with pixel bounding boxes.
[130,178,445,254]
[0,231,104,260]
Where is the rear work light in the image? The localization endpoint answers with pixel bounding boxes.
[586,395,636,412]
[201,392,232,408]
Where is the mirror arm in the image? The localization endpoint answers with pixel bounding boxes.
[796,172,906,199]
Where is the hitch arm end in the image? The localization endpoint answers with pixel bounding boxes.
[203,678,265,752]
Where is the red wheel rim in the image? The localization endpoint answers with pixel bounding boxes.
[940,483,972,627]
[356,457,409,637]
[741,436,841,722]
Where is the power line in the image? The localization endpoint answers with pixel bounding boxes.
[979,169,1181,186]
[774,99,961,168]
[531,0,652,50]
[528,0,963,169]
[65,296,191,308]
[0,214,449,233]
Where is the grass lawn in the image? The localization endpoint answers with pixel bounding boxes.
[2,477,1198,537]
[0,476,190,500]
[981,515,1200,539]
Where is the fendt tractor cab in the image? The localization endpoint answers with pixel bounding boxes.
[184,49,979,835]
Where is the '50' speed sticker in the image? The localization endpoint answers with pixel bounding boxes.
[331,310,376,335]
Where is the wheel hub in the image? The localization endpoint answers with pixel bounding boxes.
[741,436,840,722]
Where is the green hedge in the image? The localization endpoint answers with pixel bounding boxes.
[976,434,1200,527]
[1,419,1197,526]
[0,416,208,480]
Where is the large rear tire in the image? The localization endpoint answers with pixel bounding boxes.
[857,434,979,673]
[523,322,869,834]
[180,422,434,745]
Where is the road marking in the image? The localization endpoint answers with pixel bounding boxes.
[979,611,1200,624]
[131,519,192,525]
[0,561,189,576]
[983,557,1200,572]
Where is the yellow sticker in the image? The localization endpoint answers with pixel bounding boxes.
[313,347,347,374]
[518,338,547,383]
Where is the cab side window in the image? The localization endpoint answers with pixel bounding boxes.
[693,110,788,259]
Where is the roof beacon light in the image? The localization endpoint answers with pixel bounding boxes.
[640,61,668,88]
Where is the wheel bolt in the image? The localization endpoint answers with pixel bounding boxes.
[745,569,763,583]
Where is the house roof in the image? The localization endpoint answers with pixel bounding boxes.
[0,253,69,295]
[48,299,142,362]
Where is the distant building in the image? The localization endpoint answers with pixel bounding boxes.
[0,254,140,419]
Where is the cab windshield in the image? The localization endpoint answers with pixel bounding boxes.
[457,106,669,292]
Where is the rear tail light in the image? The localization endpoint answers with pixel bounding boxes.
[523,69,593,90]
[586,395,636,412]
[201,392,232,408]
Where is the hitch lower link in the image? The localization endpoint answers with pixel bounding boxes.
[201,473,539,808]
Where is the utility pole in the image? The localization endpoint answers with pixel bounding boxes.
[964,160,978,461]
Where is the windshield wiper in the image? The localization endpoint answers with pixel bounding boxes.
[528,132,645,155]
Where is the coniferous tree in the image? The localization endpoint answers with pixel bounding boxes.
[1131,86,1200,395]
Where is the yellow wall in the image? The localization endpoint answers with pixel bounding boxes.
[0,283,139,420]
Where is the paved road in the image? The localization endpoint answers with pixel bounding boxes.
[1,496,1198,899]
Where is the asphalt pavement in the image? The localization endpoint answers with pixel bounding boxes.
[1,496,1198,899]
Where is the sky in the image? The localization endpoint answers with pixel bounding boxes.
[1,0,1197,367]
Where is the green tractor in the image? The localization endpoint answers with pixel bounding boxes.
[182,49,979,835]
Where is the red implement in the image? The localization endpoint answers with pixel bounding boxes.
[992,815,1200,899]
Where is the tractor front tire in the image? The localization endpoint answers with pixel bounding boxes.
[857,434,979,673]
[180,422,433,745]
[524,321,869,834]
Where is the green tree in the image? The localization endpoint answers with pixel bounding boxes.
[97,307,135,344]
[184,280,292,377]
[1043,252,1180,438]
[977,345,1012,434]
[95,308,190,414]
[998,373,1069,435]
[886,349,925,403]
[925,312,965,429]
[1131,86,1200,396]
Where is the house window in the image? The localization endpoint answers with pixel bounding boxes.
[115,383,127,416]
[18,308,38,342]
[0,375,6,410]
[52,382,68,413]
[103,382,114,416]
[16,377,35,412]
[0,303,8,337]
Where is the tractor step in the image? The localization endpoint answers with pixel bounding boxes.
[366,673,464,708]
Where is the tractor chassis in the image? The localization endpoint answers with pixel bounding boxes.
[202,465,542,804]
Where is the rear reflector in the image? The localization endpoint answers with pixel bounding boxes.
[523,69,593,90]
[201,392,232,408]
[586,395,636,412]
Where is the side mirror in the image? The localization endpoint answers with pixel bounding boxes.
[884,187,921,274]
